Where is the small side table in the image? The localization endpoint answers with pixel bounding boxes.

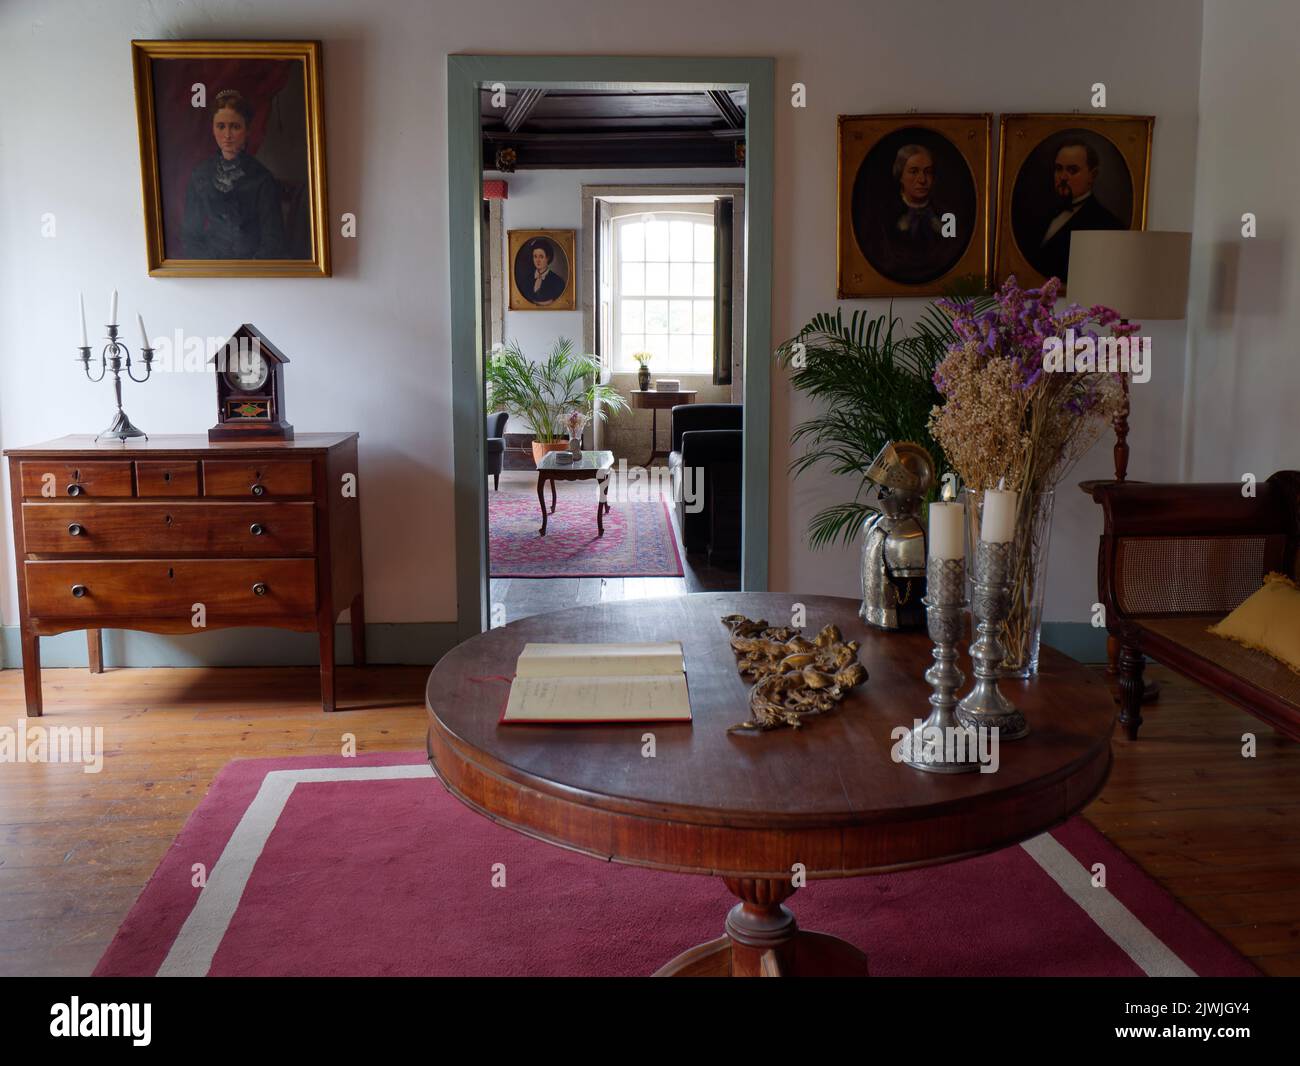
[536,450,614,537]
[629,389,696,467]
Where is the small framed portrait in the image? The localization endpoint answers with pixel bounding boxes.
[994,114,1153,289]
[131,40,330,277]
[509,229,576,310]
[837,114,991,298]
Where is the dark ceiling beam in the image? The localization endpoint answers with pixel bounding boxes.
[483,128,745,143]
[502,88,548,132]
[482,131,743,170]
[705,89,745,130]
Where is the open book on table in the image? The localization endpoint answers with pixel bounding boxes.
[501,642,691,724]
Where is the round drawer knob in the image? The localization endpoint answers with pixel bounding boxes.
[251,484,266,497]
[68,523,85,537]
[250,523,266,536]
[66,484,83,496]
[71,584,88,598]
[252,582,268,596]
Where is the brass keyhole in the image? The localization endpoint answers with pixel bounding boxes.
[164,514,173,526]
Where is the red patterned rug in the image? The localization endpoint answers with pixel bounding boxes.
[489,480,683,578]
[95,751,1258,977]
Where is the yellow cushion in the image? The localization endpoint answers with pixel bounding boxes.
[1208,572,1300,674]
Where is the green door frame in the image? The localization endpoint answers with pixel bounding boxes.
[447,55,774,641]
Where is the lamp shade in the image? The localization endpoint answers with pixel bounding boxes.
[1066,230,1192,320]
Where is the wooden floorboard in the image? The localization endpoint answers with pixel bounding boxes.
[0,661,1295,976]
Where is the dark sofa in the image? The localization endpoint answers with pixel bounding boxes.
[667,403,743,566]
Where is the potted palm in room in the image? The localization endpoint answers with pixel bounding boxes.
[486,338,629,465]
[776,305,966,548]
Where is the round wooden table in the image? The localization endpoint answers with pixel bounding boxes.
[425,593,1116,977]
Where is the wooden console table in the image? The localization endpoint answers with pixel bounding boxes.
[629,389,695,466]
[5,434,364,715]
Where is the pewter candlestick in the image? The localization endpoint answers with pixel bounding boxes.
[957,539,1029,740]
[902,556,980,773]
[80,323,154,442]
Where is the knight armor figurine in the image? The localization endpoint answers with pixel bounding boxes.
[859,441,936,630]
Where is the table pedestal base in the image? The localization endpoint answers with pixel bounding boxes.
[654,877,870,977]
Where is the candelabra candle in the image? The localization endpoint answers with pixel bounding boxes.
[956,539,1029,740]
[901,556,981,773]
[80,323,155,442]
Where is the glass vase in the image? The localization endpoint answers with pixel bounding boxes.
[960,487,1055,678]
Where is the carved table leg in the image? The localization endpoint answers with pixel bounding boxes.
[537,474,548,536]
[1118,641,1145,740]
[655,876,870,977]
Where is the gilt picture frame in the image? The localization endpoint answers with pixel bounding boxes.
[131,39,331,277]
[508,229,577,310]
[837,113,991,298]
[993,113,1153,290]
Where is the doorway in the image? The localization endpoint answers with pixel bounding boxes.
[447,56,774,640]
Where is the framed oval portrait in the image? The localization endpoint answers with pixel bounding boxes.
[994,114,1153,290]
[508,229,576,311]
[838,114,991,298]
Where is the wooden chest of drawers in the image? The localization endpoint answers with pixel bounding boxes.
[5,434,364,714]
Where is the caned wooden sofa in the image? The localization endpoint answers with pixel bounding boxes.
[1087,471,1300,741]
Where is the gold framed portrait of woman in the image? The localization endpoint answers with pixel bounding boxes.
[837,114,991,298]
[508,230,577,311]
[131,39,331,277]
[993,114,1153,290]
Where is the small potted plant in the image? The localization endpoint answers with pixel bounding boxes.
[633,351,653,391]
[485,338,628,466]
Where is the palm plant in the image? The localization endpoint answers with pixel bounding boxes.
[776,299,989,549]
[485,337,629,443]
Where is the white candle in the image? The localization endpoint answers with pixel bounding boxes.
[981,488,1018,543]
[108,288,118,326]
[78,292,88,347]
[928,501,965,560]
[137,312,149,350]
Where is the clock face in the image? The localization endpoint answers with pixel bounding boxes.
[225,353,269,393]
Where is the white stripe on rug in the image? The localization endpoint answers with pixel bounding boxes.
[1020,833,1196,977]
[157,764,434,977]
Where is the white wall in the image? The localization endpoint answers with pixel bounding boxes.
[0,0,1205,637]
[1182,0,1300,483]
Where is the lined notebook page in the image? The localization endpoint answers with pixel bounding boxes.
[503,674,690,722]
[503,642,690,723]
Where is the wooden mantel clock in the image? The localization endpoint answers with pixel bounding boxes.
[209,324,293,442]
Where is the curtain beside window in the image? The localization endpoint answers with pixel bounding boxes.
[713,197,733,386]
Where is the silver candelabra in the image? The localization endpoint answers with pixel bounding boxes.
[80,324,154,442]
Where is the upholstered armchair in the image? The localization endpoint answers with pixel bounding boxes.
[486,411,508,490]
[667,403,743,564]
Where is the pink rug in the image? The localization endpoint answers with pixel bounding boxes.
[94,752,1258,977]
[489,481,683,578]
